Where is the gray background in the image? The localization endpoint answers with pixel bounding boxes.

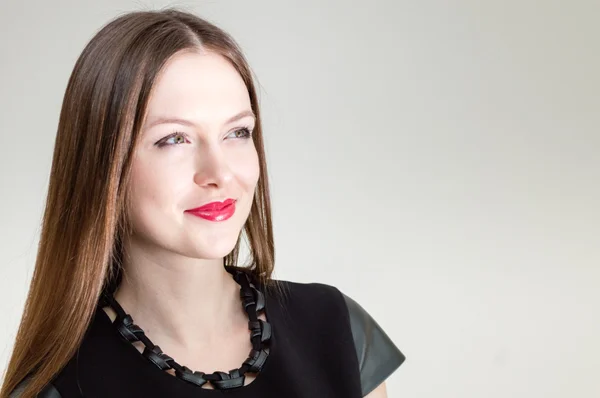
[1,1,599,397]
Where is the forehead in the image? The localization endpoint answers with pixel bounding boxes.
[144,51,250,123]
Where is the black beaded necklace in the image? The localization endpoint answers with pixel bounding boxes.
[99,266,272,390]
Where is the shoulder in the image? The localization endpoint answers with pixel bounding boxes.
[8,374,62,398]
[272,279,406,396]
[273,279,343,303]
[270,279,349,321]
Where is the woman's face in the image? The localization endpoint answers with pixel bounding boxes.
[126,50,259,259]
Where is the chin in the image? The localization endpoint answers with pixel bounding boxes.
[176,213,248,259]
[190,236,240,260]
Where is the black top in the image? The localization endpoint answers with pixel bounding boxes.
[11,279,405,398]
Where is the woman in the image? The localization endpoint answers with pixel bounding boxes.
[2,8,404,398]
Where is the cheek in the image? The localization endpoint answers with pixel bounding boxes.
[127,157,190,224]
[232,147,260,189]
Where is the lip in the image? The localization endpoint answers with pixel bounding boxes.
[185,198,237,222]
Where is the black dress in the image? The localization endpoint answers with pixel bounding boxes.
[11,278,405,398]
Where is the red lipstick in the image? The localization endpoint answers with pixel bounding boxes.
[185,198,236,221]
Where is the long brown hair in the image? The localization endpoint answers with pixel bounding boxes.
[1,8,276,397]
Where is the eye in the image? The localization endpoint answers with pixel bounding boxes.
[155,132,189,147]
[228,127,253,139]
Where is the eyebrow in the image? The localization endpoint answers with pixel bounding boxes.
[145,109,256,130]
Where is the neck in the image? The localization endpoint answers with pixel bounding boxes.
[112,236,247,349]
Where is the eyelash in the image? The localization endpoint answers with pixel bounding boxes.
[155,127,253,148]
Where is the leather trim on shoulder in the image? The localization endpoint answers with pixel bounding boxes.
[342,293,406,396]
[9,374,62,398]
[38,383,62,398]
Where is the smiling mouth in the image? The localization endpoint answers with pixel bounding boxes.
[185,199,237,222]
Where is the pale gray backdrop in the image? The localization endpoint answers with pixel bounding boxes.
[1,1,599,397]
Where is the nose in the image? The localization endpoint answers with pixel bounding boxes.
[192,144,234,188]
